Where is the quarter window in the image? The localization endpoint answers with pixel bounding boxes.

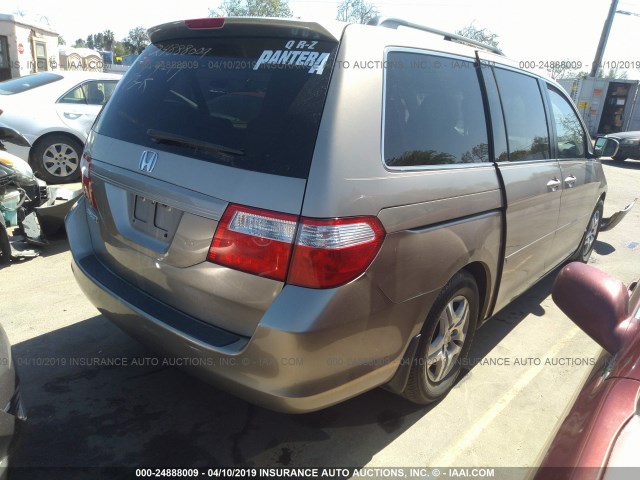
[59,81,118,105]
[383,52,489,166]
[547,86,586,158]
[493,69,550,161]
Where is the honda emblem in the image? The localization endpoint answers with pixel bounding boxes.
[139,151,158,173]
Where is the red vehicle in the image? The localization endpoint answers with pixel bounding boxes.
[534,262,640,479]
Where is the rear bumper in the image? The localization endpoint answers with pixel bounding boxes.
[66,199,428,413]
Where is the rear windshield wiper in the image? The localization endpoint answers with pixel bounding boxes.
[147,129,244,157]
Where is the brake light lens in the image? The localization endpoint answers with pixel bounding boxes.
[80,152,97,209]
[207,205,297,282]
[208,204,386,288]
[185,18,225,29]
[288,217,386,288]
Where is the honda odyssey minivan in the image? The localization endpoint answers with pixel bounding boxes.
[66,16,609,412]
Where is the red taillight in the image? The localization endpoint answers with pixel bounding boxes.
[207,204,297,282]
[184,18,225,29]
[208,204,386,288]
[81,152,97,209]
[288,217,386,288]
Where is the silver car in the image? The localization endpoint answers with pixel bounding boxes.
[66,17,609,412]
[0,71,121,184]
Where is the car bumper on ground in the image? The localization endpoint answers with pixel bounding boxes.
[601,198,637,232]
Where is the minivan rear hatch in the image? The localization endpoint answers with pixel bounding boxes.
[85,18,341,337]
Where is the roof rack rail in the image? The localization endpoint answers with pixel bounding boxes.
[367,16,505,56]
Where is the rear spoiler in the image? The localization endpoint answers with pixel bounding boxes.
[148,17,345,44]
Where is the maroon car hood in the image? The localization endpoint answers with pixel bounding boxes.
[535,376,639,477]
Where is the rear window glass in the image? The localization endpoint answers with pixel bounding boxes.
[94,38,337,179]
[0,72,63,94]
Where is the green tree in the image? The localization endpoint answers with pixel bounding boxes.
[461,143,489,163]
[112,41,128,57]
[122,27,150,55]
[75,30,116,51]
[58,36,66,46]
[387,150,456,166]
[209,0,293,17]
[604,68,628,79]
[336,0,379,24]
[103,30,115,51]
[542,58,589,80]
[456,23,500,48]
[88,33,100,50]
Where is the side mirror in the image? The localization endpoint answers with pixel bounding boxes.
[552,262,630,354]
[594,136,620,158]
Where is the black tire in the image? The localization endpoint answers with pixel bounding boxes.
[31,134,83,184]
[611,153,626,162]
[0,216,10,265]
[572,200,603,263]
[403,271,479,404]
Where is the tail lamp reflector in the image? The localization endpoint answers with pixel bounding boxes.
[81,152,97,209]
[208,204,385,288]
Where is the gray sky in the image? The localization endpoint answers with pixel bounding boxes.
[4,0,640,78]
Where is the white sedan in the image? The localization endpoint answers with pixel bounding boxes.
[0,71,121,183]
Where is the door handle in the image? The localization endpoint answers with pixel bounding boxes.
[547,177,561,192]
[564,175,576,188]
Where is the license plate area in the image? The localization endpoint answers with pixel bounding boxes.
[132,195,182,240]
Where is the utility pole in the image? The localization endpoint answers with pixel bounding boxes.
[590,0,619,77]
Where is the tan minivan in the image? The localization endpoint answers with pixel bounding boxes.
[67,16,613,412]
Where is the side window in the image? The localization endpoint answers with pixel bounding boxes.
[83,81,107,105]
[483,67,509,162]
[547,86,586,159]
[59,81,114,105]
[494,68,550,161]
[383,52,489,167]
[59,85,86,104]
[103,81,118,102]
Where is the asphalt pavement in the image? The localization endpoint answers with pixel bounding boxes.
[0,160,638,479]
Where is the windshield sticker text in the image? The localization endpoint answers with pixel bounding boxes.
[284,40,318,50]
[152,43,212,58]
[253,50,330,74]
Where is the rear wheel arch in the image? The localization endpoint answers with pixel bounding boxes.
[402,269,480,404]
[461,262,491,322]
[30,131,85,157]
[571,198,604,263]
[385,262,490,397]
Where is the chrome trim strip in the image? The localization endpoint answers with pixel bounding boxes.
[92,161,227,221]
